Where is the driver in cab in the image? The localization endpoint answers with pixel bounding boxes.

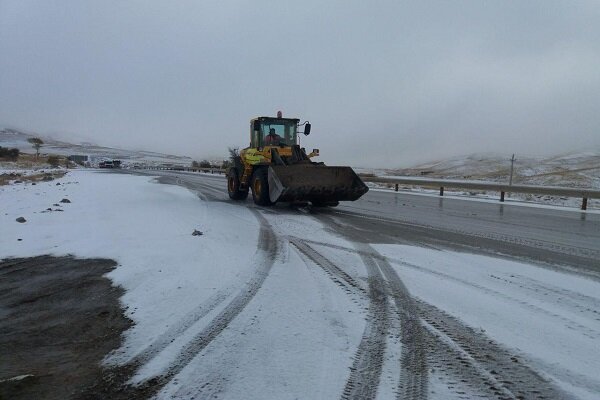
[265,128,282,146]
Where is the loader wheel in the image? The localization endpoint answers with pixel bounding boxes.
[251,168,273,206]
[227,168,248,200]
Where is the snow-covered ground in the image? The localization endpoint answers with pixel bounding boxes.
[0,171,363,398]
[372,244,600,400]
[2,170,599,399]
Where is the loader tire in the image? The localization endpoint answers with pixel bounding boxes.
[227,168,249,200]
[251,168,273,206]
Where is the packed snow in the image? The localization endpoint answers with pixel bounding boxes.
[372,244,600,400]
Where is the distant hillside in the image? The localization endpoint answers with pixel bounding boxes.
[381,152,600,190]
[0,128,193,166]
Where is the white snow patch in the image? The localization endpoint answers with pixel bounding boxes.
[0,170,261,363]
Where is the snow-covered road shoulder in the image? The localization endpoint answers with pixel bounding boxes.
[1,170,262,361]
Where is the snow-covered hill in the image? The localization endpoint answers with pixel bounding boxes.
[354,151,600,209]
[0,128,193,167]
[378,151,600,190]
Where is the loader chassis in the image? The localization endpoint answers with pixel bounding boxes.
[228,115,368,206]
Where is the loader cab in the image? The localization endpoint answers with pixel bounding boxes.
[250,117,300,148]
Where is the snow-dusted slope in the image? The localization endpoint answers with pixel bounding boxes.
[383,151,600,189]
[0,128,193,166]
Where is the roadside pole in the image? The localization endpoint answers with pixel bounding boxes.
[509,154,516,186]
[507,154,516,199]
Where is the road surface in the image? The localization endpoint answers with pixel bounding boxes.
[143,170,600,271]
[124,169,600,400]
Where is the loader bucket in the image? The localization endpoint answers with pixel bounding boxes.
[268,164,369,203]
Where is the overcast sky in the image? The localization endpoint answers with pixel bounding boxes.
[1,1,599,167]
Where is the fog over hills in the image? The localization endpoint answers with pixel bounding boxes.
[4,126,598,191]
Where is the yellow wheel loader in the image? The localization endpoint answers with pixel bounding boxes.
[227,112,368,206]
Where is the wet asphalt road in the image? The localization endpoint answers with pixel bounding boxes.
[136,170,600,275]
[340,188,600,252]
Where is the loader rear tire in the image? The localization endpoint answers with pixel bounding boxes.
[227,168,249,200]
[251,168,273,206]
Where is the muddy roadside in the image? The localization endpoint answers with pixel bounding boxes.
[0,171,66,186]
[0,256,132,400]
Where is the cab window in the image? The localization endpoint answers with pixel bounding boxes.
[260,121,297,146]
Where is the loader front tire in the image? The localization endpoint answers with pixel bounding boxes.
[227,168,248,200]
[251,168,273,206]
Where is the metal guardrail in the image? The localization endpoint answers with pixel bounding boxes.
[143,167,226,174]
[360,176,599,210]
[136,167,597,210]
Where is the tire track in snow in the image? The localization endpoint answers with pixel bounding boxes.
[106,175,231,367]
[359,250,570,398]
[292,236,572,399]
[289,239,389,400]
[489,273,600,321]
[87,210,278,399]
[306,211,430,400]
[173,370,227,400]
[340,253,390,400]
[298,238,600,339]
[386,257,600,340]
[119,288,231,368]
[288,238,366,297]
[511,273,600,307]
[373,254,428,400]
[291,238,427,400]
[150,210,278,389]
[417,300,571,399]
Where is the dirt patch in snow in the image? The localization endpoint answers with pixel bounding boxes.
[0,171,66,186]
[0,256,131,400]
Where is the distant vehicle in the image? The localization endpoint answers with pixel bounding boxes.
[68,155,89,164]
[98,160,121,169]
[99,161,114,168]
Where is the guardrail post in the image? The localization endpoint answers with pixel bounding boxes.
[395,183,399,192]
[439,187,444,196]
[582,197,588,210]
[500,191,505,202]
